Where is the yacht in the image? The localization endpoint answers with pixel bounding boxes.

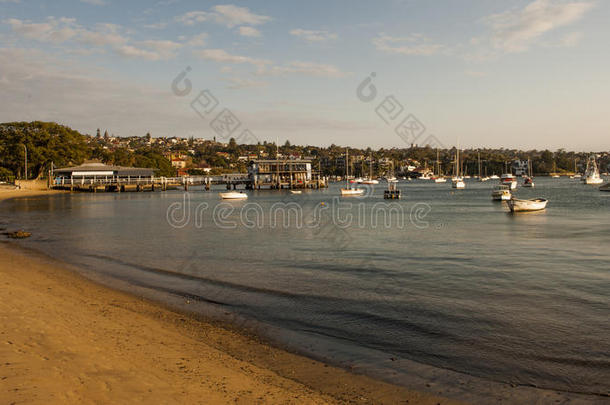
[432,149,446,183]
[583,155,604,185]
[451,145,465,189]
[341,148,365,196]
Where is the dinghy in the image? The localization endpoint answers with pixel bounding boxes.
[506,197,548,213]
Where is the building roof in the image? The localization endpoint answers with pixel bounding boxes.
[55,162,154,176]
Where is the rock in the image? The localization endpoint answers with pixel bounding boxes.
[5,230,32,239]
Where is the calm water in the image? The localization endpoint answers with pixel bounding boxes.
[2,178,609,400]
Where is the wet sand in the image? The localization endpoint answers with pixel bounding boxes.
[0,240,462,404]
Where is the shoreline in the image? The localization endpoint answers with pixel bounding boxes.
[0,241,461,404]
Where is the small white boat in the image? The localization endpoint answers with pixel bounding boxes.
[552,174,560,178]
[571,174,581,179]
[290,190,302,194]
[492,185,511,201]
[479,176,490,182]
[219,191,248,200]
[433,177,447,183]
[341,188,365,196]
[419,174,431,180]
[361,178,379,185]
[452,178,465,189]
[506,197,548,213]
[490,174,500,180]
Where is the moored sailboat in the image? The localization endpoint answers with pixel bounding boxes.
[341,148,365,196]
[583,155,604,185]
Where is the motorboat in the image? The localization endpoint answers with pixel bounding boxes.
[290,190,302,194]
[507,197,548,213]
[433,177,447,183]
[490,174,500,180]
[492,185,511,201]
[500,173,517,190]
[219,191,248,200]
[599,183,610,192]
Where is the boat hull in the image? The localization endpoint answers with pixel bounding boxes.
[341,188,365,196]
[219,192,248,200]
[585,177,604,185]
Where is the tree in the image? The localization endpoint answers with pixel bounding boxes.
[0,121,88,178]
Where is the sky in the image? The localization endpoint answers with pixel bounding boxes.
[0,0,608,150]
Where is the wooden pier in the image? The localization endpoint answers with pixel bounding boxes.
[52,160,328,193]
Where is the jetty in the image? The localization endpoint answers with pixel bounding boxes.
[51,161,327,193]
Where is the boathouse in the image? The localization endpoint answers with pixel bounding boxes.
[53,162,155,192]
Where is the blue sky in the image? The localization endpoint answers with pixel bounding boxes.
[0,0,608,150]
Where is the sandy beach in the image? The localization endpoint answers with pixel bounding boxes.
[0,193,461,405]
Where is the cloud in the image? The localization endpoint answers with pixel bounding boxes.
[116,45,161,60]
[290,29,337,42]
[193,48,271,68]
[224,77,268,89]
[238,26,261,37]
[4,17,128,47]
[559,31,583,47]
[3,17,191,60]
[483,0,594,53]
[372,33,444,56]
[265,61,348,78]
[176,5,271,28]
[188,33,208,47]
[142,22,168,30]
[79,0,106,5]
[5,17,79,43]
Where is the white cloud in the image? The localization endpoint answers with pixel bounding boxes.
[372,33,444,56]
[188,33,208,47]
[116,45,161,60]
[3,17,193,60]
[224,77,268,89]
[265,61,348,78]
[193,48,271,68]
[290,29,337,43]
[79,0,106,5]
[238,26,261,37]
[138,39,182,58]
[5,17,78,43]
[483,0,594,53]
[176,5,271,28]
[143,22,168,30]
